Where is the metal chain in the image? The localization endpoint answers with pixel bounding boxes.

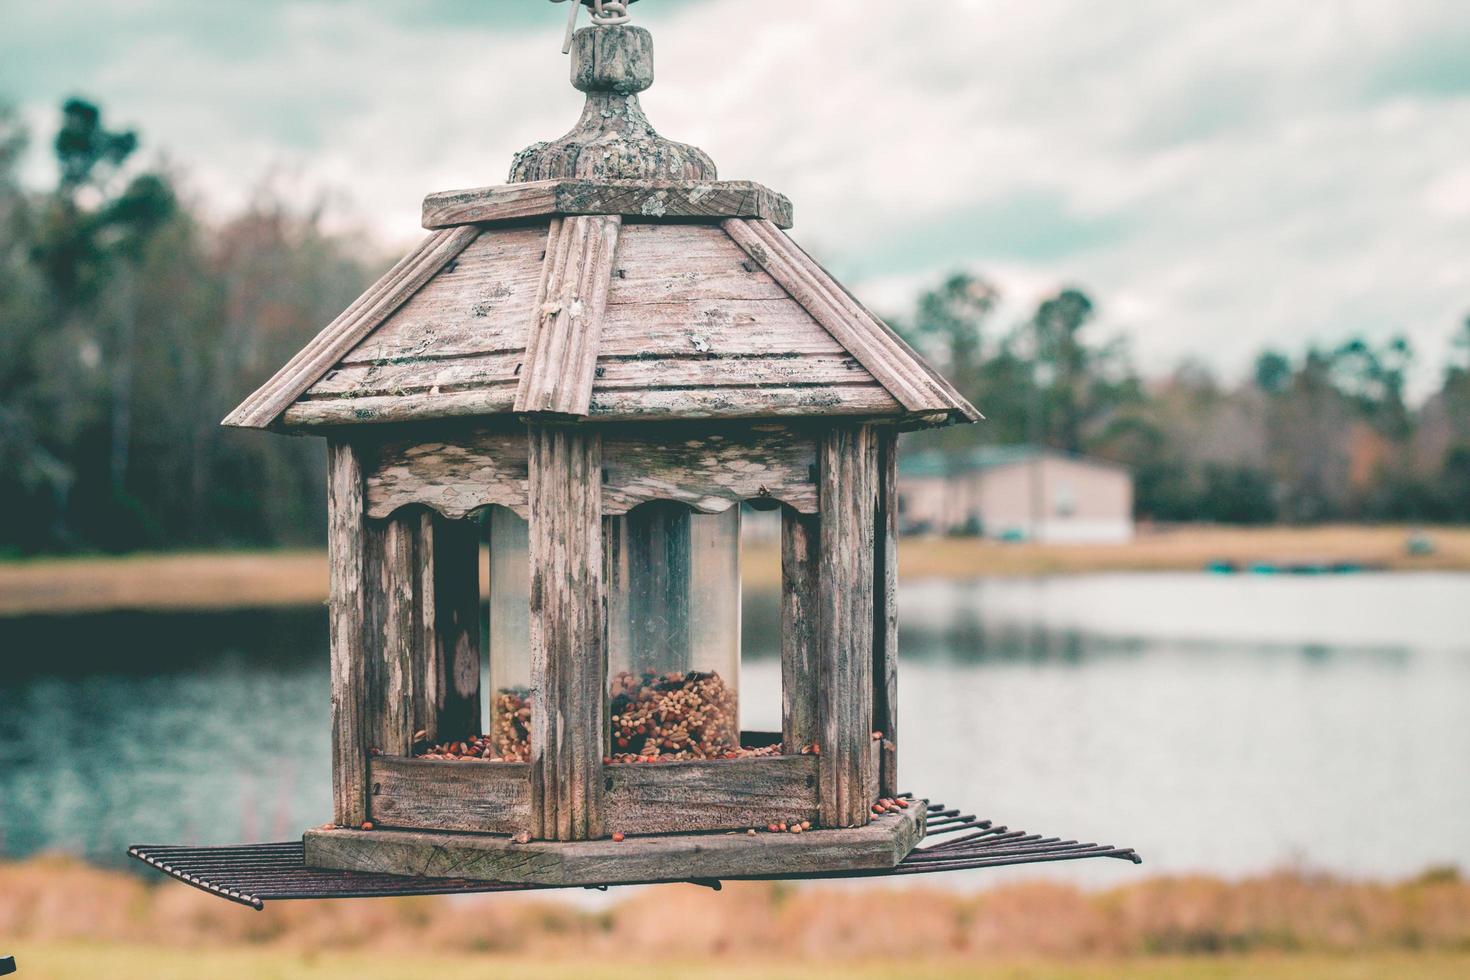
[552,0,632,54]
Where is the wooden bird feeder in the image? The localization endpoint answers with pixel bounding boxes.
[221,15,983,887]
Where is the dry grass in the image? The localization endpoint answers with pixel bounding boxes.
[2,857,1468,965]
[3,525,1465,615]
[10,945,1470,980]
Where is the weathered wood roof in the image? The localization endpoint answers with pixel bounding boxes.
[222,209,979,431]
[221,23,977,432]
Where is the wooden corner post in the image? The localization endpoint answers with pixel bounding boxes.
[817,424,878,828]
[528,423,606,840]
[327,440,368,827]
[781,504,820,755]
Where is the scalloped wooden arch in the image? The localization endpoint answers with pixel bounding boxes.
[362,425,819,523]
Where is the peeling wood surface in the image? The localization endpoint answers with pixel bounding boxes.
[335,227,546,365]
[588,386,900,422]
[367,757,530,835]
[364,430,529,520]
[281,220,917,427]
[364,514,420,757]
[304,806,924,886]
[515,216,622,416]
[360,424,818,521]
[327,441,368,827]
[875,427,900,798]
[528,425,606,841]
[604,756,818,835]
[411,510,438,744]
[722,218,977,421]
[422,179,793,230]
[226,227,479,429]
[601,427,818,514]
[817,424,878,828]
[781,506,820,754]
[507,27,715,184]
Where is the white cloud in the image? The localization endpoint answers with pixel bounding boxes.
[8,0,1470,396]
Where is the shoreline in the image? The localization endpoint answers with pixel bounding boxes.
[2,524,1467,617]
[3,856,1469,978]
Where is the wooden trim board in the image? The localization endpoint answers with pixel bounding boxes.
[422,179,794,230]
[604,755,818,836]
[304,805,924,886]
[224,226,480,430]
[368,757,530,835]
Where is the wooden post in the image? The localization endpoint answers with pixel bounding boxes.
[528,423,606,841]
[327,440,368,827]
[365,514,418,756]
[431,514,482,742]
[817,424,877,828]
[873,427,900,798]
[781,505,819,754]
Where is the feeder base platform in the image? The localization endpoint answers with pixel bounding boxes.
[303,806,925,886]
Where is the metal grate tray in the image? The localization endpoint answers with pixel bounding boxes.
[129,800,1141,911]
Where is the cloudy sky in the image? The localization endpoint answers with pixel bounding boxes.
[5,0,1469,393]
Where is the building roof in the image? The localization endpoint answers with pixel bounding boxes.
[899,445,1130,478]
[222,215,979,431]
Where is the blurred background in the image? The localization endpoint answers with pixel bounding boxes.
[2,2,1468,978]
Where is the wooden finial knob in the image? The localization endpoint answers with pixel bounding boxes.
[509,23,715,183]
[572,25,653,95]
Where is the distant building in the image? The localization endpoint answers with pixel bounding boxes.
[898,446,1134,543]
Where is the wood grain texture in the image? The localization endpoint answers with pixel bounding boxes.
[364,513,419,757]
[364,429,529,521]
[288,384,902,427]
[304,806,924,886]
[598,299,845,357]
[272,216,946,427]
[781,506,820,754]
[605,756,818,835]
[306,352,522,401]
[411,510,438,744]
[817,424,878,828]
[508,27,715,184]
[367,757,530,835]
[431,514,482,742]
[722,218,977,421]
[515,215,622,416]
[284,390,517,428]
[327,441,369,827]
[588,386,901,422]
[874,427,900,797]
[601,426,818,514]
[226,226,479,429]
[528,424,605,841]
[360,424,818,521]
[332,226,547,365]
[422,179,793,230]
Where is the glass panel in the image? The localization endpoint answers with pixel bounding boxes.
[738,501,783,734]
[607,502,740,761]
[487,507,531,762]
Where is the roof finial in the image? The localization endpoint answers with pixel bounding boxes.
[511,9,716,183]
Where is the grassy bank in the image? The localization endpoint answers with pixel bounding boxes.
[3,858,1469,978]
[2,524,1468,616]
[13,945,1470,980]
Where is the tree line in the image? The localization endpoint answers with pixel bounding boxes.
[1,99,1467,556]
[0,100,375,555]
[897,274,1470,524]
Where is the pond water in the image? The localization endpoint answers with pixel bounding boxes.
[1,572,1467,886]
